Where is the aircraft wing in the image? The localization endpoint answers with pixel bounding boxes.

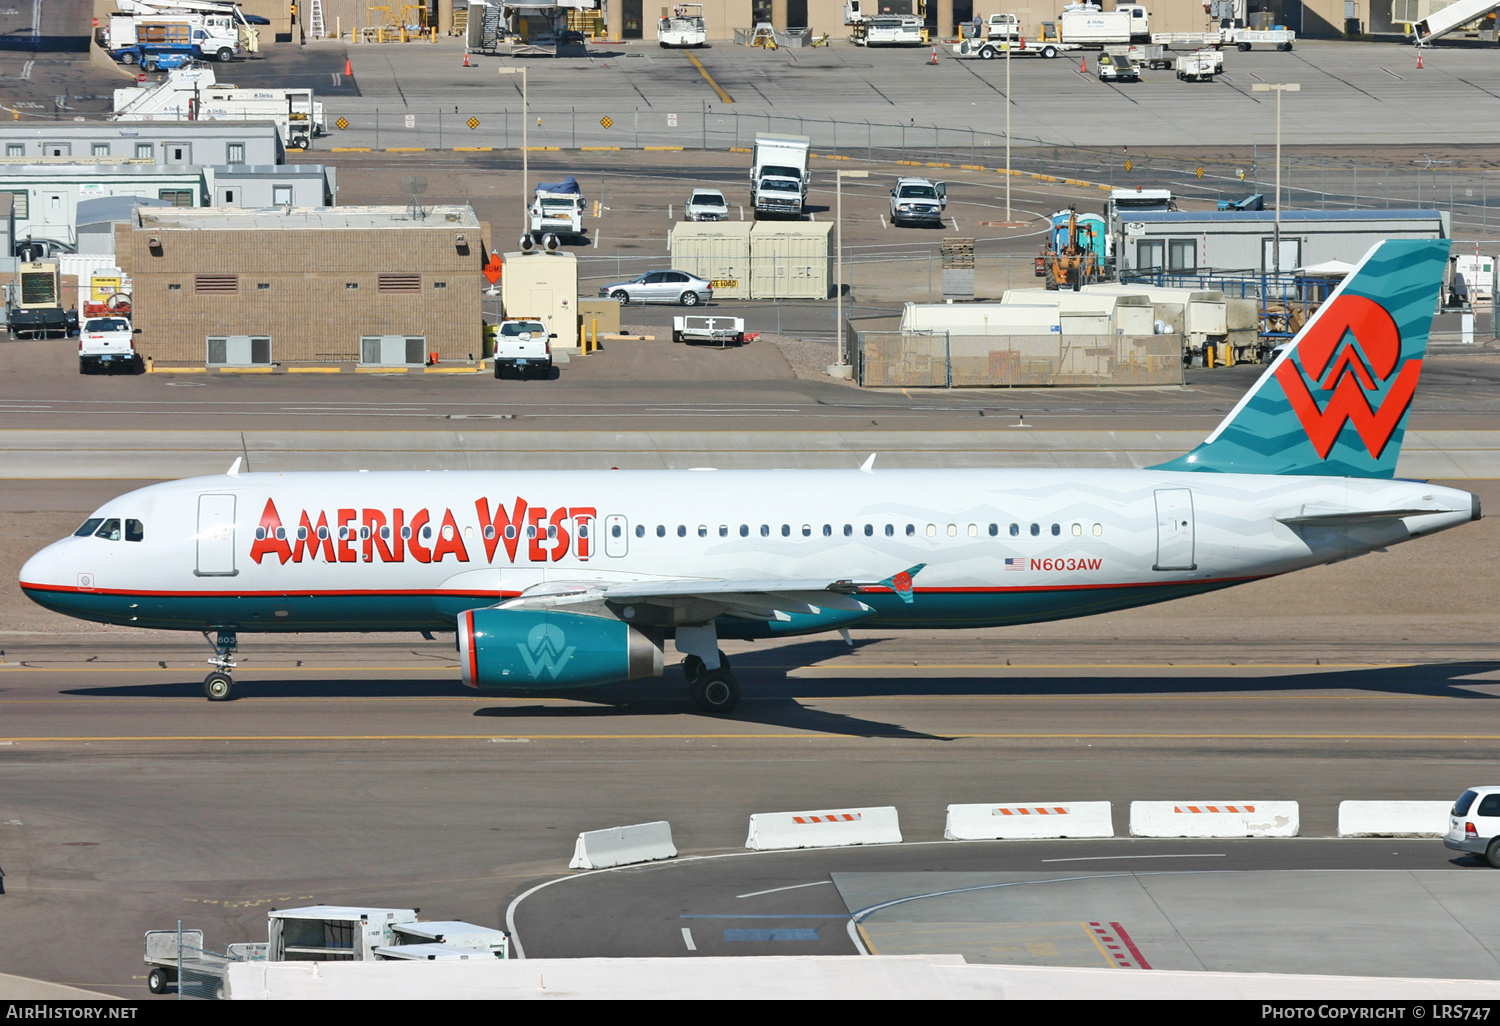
[496,565,926,621]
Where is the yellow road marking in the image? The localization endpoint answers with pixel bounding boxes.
[685,50,733,104]
[857,924,879,954]
[1083,921,1118,967]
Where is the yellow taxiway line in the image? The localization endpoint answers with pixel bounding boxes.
[685,50,733,105]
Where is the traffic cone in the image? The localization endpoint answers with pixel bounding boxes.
[1080,54,1087,72]
[1416,48,1423,68]
[463,51,471,67]
[344,56,353,77]
[929,47,938,64]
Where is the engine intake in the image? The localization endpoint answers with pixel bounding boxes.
[458,608,662,689]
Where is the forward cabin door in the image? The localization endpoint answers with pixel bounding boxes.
[1153,488,1196,571]
[196,494,238,576]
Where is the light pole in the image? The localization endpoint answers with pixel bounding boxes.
[1005,29,1012,221]
[498,66,529,239]
[1252,82,1299,279]
[834,168,869,372]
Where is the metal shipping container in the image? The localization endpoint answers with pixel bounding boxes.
[747,221,831,301]
[669,221,751,300]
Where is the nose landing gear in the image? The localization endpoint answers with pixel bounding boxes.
[202,630,238,701]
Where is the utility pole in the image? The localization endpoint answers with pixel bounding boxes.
[1253,82,1300,278]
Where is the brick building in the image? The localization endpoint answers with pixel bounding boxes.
[118,205,487,367]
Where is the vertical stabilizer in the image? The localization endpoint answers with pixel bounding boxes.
[1153,238,1449,478]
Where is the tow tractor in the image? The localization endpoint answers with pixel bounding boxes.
[144,905,510,999]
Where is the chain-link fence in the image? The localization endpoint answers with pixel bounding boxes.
[852,329,1185,388]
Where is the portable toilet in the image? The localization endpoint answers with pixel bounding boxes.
[670,221,751,300]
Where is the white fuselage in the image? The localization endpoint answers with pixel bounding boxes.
[18,468,1477,636]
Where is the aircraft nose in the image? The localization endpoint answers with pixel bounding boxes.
[19,543,60,591]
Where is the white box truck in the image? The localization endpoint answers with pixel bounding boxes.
[750,134,810,220]
[1043,2,1150,46]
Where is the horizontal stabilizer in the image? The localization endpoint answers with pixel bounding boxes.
[1276,506,1466,526]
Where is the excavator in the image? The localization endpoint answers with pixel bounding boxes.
[1034,207,1103,291]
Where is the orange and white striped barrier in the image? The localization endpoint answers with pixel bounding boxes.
[745,806,901,850]
[945,801,1113,840]
[1130,801,1299,838]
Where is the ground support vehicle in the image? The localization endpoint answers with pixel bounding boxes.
[673,315,745,347]
[1039,3,1149,47]
[490,318,553,378]
[1125,43,1174,68]
[1150,31,1221,48]
[658,4,707,46]
[7,261,75,340]
[105,12,241,65]
[889,177,947,227]
[951,37,1073,58]
[750,134,810,220]
[1097,50,1140,81]
[1223,26,1295,50]
[1037,207,1104,290]
[145,906,509,998]
[112,67,324,148]
[1446,786,1500,865]
[860,14,924,45]
[1175,48,1223,80]
[79,317,140,374]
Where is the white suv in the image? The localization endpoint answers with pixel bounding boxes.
[889,177,947,227]
[685,189,729,221]
[1445,786,1500,865]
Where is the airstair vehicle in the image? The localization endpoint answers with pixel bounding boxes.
[1411,0,1500,43]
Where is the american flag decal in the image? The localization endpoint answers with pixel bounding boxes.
[1004,558,1026,571]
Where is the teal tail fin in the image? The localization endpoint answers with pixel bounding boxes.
[1153,238,1450,478]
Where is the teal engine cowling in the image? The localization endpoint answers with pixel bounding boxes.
[458,608,663,690]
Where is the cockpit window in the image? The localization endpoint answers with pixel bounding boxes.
[95,518,122,541]
[74,518,104,537]
[125,519,144,543]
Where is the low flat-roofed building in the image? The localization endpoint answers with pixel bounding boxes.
[0,121,284,166]
[119,205,486,367]
[211,165,336,208]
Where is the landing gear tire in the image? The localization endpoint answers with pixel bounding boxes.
[681,651,730,684]
[147,967,173,994]
[691,673,740,714]
[1486,838,1500,868]
[204,671,234,701]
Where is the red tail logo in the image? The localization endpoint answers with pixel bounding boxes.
[1273,294,1422,460]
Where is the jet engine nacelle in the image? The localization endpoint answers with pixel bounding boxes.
[458,608,662,689]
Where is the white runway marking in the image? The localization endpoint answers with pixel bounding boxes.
[736,880,833,899]
[1040,853,1227,863]
[680,927,696,951]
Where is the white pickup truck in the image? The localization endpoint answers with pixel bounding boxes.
[78,316,140,374]
[491,318,553,379]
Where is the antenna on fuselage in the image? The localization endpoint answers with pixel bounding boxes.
[227,457,242,477]
[860,453,877,473]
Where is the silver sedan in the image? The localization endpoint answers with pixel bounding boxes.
[600,270,713,306]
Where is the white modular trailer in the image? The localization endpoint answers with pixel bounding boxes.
[501,249,580,350]
[900,302,1068,336]
[1081,284,1229,344]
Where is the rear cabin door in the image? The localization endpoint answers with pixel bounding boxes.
[196,494,238,576]
[1153,488,1196,571]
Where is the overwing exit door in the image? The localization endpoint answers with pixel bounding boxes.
[1153,488,1196,571]
[196,494,238,576]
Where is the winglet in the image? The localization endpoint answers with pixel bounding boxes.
[226,457,242,477]
[878,563,926,604]
[860,453,877,473]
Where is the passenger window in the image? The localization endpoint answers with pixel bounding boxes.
[677,525,687,538]
[1052,524,1061,536]
[635,525,645,538]
[719,526,728,537]
[422,526,433,540]
[948,525,958,537]
[95,518,122,541]
[484,525,497,539]
[547,525,557,540]
[740,525,749,537]
[760,525,770,537]
[1479,795,1500,817]
[802,525,812,537]
[74,518,104,537]
[380,527,390,540]
[1010,524,1020,537]
[843,525,853,537]
[1093,524,1103,536]
[1072,524,1082,537]
[298,526,310,541]
[988,524,998,537]
[657,525,666,538]
[526,526,536,539]
[865,524,874,537]
[1030,524,1040,537]
[612,524,622,538]
[822,525,831,537]
[905,524,915,536]
[884,524,894,537]
[781,525,790,537]
[925,524,936,538]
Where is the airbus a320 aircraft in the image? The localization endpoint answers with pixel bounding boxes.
[19,239,1479,713]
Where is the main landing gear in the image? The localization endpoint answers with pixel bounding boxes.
[681,650,739,714]
[202,630,238,701]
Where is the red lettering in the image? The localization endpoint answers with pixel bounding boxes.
[527,506,548,562]
[549,507,571,562]
[290,510,336,563]
[362,509,393,563]
[385,508,405,563]
[249,498,294,565]
[408,509,432,563]
[431,508,470,563]
[475,497,527,563]
[336,509,357,563]
[572,506,597,560]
